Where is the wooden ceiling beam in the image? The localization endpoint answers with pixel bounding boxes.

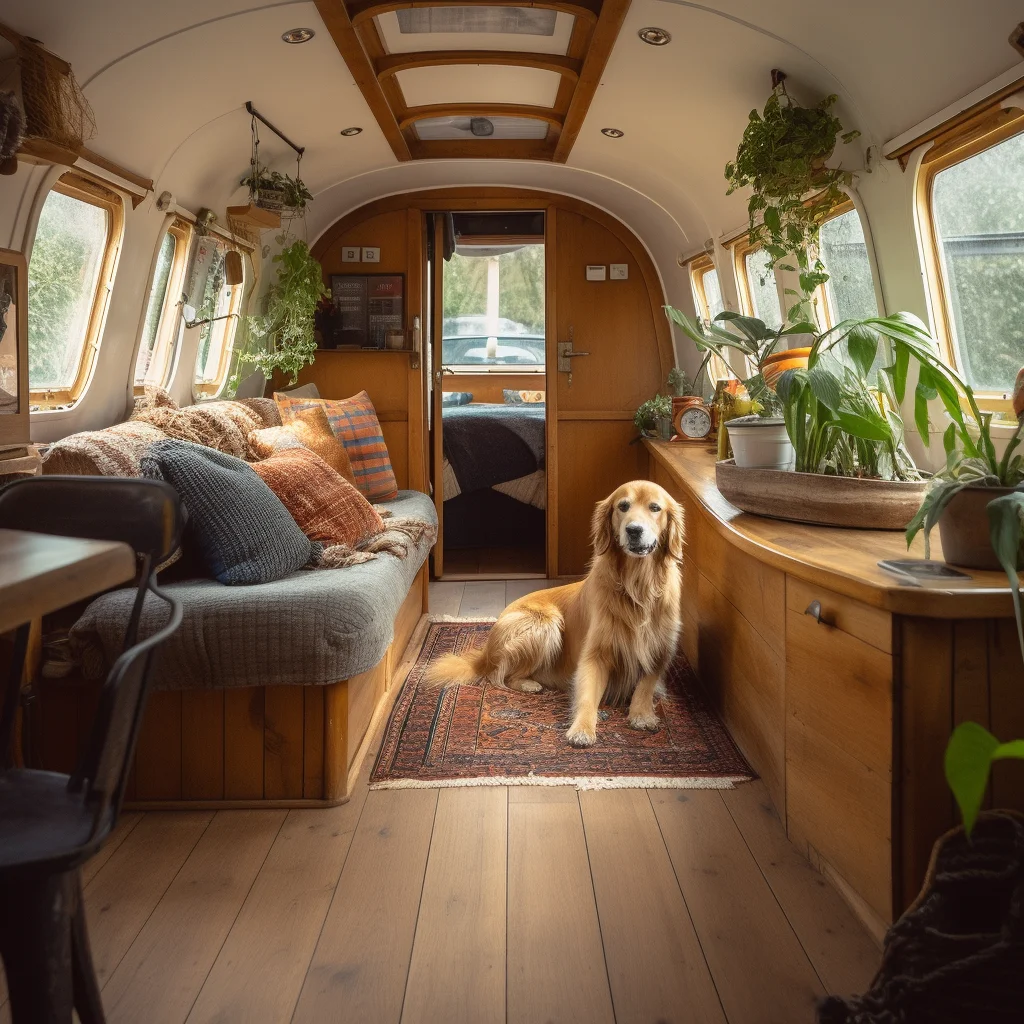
[315,0,412,161]
[375,50,582,82]
[409,138,553,160]
[553,0,631,162]
[398,103,563,129]
[346,0,601,28]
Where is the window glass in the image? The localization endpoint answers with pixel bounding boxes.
[193,241,243,394]
[28,189,109,392]
[442,244,545,367]
[931,131,1024,391]
[820,208,877,324]
[701,267,725,321]
[743,248,783,328]
[135,230,177,386]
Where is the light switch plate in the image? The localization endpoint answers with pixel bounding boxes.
[610,263,629,280]
[362,246,381,263]
[341,246,360,263]
[586,264,606,281]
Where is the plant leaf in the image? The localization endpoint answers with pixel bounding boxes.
[845,325,879,378]
[807,365,843,410]
[987,492,1024,661]
[945,722,1003,837]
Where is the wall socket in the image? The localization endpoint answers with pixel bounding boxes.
[610,263,629,280]
[362,246,381,263]
[341,245,360,263]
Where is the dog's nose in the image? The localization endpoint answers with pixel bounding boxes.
[625,523,643,539]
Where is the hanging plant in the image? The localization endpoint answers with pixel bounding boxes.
[241,239,328,384]
[725,80,860,320]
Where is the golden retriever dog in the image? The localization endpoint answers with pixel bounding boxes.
[424,480,683,746]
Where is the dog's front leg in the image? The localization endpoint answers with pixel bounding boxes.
[628,671,662,731]
[566,650,608,747]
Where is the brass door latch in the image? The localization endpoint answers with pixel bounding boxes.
[556,327,589,388]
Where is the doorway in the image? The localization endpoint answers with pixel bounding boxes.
[429,211,547,579]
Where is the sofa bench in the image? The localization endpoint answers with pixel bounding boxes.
[34,392,435,807]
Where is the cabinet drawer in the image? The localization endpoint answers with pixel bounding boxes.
[787,576,892,654]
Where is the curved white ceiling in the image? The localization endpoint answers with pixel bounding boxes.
[3,0,1023,244]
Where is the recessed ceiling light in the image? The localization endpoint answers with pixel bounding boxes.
[340,126,363,137]
[638,26,671,46]
[601,128,625,138]
[281,27,315,44]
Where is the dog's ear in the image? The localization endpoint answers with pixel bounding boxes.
[664,497,685,561]
[591,495,615,556]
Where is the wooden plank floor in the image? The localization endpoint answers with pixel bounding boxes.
[1,580,880,1024]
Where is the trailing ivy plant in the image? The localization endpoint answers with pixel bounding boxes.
[241,239,328,385]
[725,83,859,322]
[240,169,313,211]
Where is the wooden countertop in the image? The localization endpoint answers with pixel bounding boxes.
[0,529,136,633]
[645,440,1019,618]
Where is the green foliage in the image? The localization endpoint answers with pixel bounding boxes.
[667,367,692,397]
[241,240,328,385]
[442,247,545,336]
[725,85,860,318]
[240,170,313,210]
[634,394,672,435]
[945,722,1024,837]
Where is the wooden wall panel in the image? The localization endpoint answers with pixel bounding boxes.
[135,690,182,800]
[380,418,409,490]
[264,686,305,800]
[556,419,649,575]
[224,688,265,800]
[181,690,224,800]
[304,687,325,800]
[987,618,1024,810]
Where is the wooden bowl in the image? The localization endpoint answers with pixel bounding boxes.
[715,459,930,530]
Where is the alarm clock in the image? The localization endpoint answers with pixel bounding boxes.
[671,396,713,441]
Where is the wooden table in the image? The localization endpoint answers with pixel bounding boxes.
[1,529,136,762]
[646,440,1024,937]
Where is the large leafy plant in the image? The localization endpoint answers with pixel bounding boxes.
[240,169,313,211]
[725,84,859,321]
[242,240,328,385]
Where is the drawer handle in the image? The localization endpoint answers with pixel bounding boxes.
[804,600,831,626]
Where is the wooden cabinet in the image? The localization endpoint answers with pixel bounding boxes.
[650,441,1024,934]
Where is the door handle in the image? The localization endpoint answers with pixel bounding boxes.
[556,341,590,374]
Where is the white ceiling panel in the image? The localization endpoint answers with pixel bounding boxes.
[376,10,574,54]
[395,65,562,107]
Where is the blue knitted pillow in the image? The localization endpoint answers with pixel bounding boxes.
[142,439,312,585]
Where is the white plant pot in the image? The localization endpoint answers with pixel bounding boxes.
[726,420,795,471]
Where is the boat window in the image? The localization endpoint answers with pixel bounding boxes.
[193,238,245,398]
[135,219,192,390]
[921,121,1024,395]
[819,203,877,326]
[442,243,545,371]
[688,254,733,382]
[27,173,123,408]
[734,242,783,329]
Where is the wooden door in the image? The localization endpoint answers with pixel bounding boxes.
[430,214,445,577]
[547,208,672,576]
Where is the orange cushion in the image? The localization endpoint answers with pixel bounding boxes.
[275,390,398,501]
[248,404,355,484]
[250,446,385,548]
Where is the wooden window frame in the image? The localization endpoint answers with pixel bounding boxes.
[134,218,193,394]
[915,104,1024,409]
[193,242,247,398]
[687,254,734,381]
[29,172,124,409]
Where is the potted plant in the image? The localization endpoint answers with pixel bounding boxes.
[634,394,673,440]
[725,78,860,322]
[239,239,328,386]
[240,169,313,213]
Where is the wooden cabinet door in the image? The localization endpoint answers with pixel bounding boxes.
[548,207,671,575]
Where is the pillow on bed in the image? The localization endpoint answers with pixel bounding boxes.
[275,390,398,502]
[503,389,545,405]
[442,391,473,406]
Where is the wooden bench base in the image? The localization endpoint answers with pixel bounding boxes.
[37,566,428,808]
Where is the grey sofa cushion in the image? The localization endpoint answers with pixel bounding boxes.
[143,439,312,585]
[278,382,320,399]
[70,490,437,689]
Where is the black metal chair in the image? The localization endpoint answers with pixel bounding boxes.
[0,477,183,1023]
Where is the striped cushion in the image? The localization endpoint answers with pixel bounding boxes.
[275,390,398,501]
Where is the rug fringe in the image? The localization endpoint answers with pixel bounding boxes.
[427,614,497,623]
[370,774,753,792]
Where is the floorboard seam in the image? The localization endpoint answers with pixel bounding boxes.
[718,790,832,995]
[184,810,288,1023]
[577,791,619,1024]
[82,812,146,893]
[644,789,730,1024]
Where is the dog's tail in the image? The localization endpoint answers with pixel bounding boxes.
[422,647,488,688]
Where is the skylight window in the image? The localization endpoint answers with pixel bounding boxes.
[415,116,549,141]
[396,6,557,35]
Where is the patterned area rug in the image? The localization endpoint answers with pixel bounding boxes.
[370,620,754,791]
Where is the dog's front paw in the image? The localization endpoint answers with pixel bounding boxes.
[628,713,661,732]
[512,679,543,694]
[565,725,597,747]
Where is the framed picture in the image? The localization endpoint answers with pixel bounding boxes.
[324,274,404,349]
[0,248,29,446]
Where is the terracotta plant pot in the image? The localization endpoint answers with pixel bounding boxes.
[762,347,811,388]
[937,486,1017,571]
